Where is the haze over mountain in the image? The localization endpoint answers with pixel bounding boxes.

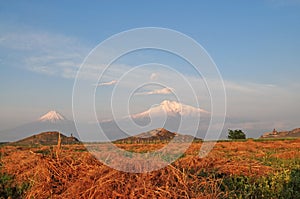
[98,100,211,140]
[0,111,77,142]
[0,101,211,142]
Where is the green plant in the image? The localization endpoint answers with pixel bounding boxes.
[0,173,30,198]
[228,129,246,140]
[220,168,300,199]
[281,169,300,198]
[35,149,51,155]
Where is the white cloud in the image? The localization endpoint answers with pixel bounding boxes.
[135,87,174,95]
[29,66,56,76]
[0,29,88,78]
[150,73,158,80]
[94,80,117,87]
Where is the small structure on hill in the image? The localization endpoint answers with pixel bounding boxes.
[272,128,278,135]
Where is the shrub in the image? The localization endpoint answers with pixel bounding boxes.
[221,169,300,199]
[228,129,246,140]
[0,173,30,198]
[281,169,300,198]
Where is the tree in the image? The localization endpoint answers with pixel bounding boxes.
[227,129,246,139]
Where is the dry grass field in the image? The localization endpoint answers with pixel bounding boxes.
[1,139,300,198]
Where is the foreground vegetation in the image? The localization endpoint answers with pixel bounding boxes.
[0,139,300,198]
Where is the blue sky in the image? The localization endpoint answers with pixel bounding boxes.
[0,1,300,137]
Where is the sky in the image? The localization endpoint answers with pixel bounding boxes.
[0,0,300,138]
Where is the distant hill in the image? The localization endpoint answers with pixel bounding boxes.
[114,128,202,144]
[12,131,80,146]
[260,128,300,139]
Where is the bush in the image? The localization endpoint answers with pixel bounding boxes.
[0,173,30,198]
[221,169,300,199]
[281,169,300,198]
[228,129,246,140]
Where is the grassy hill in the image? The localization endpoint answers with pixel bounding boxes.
[11,131,80,146]
[114,128,202,144]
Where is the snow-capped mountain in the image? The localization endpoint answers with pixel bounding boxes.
[131,100,209,119]
[0,103,211,142]
[97,100,211,139]
[38,111,66,123]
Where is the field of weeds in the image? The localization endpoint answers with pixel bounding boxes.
[1,139,300,198]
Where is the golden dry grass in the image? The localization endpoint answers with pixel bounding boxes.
[1,139,300,198]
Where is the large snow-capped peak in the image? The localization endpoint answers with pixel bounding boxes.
[131,100,209,119]
[38,110,66,123]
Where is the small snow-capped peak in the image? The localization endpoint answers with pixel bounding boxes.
[132,100,209,118]
[38,110,66,122]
